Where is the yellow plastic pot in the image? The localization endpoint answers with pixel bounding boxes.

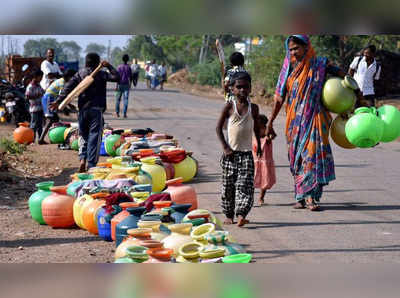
[173,156,197,182]
[140,157,166,192]
[178,242,204,259]
[191,223,215,241]
[330,114,356,149]
[199,247,226,259]
[73,195,93,229]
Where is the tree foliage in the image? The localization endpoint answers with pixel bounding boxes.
[85,43,107,58]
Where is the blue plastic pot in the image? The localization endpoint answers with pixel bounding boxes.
[115,207,146,247]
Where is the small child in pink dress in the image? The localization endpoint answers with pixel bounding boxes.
[252,114,276,205]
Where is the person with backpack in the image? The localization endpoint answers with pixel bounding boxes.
[349,45,381,107]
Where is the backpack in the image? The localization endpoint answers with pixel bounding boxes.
[355,56,381,80]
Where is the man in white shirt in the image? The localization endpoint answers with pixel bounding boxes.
[349,45,381,107]
[148,59,159,90]
[40,48,63,91]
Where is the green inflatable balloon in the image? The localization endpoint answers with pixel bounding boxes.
[28,181,54,225]
[322,76,357,114]
[377,105,400,142]
[49,126,67,144]
[345,107,384,148]
[105,134,121,157]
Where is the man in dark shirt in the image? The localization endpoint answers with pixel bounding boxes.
[51,52,120,172]
[115,54,132,118]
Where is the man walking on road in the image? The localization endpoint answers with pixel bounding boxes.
[115,54,132,118]
[349,45,381,107]
[51,53,120,172]
[131,58,141,88]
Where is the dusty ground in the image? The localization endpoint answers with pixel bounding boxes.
[0,122,115,263]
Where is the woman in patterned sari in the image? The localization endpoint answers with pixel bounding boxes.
[266,35,361,211]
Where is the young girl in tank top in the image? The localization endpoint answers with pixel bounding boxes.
[252,114,276,206]
[216,71,262,227]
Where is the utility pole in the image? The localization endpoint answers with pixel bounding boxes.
[107,40,111,61]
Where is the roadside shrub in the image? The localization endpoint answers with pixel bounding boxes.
[0,137,27,155]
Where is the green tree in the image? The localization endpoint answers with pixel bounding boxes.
[60,41,81,61]
[23,38,64,58]
[85,43,107,58]
[111,47,123,66]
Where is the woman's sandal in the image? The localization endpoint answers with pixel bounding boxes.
[293,200,306,209]
[305,198,321,211]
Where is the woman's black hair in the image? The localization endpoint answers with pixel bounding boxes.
[85,52,100,68]
[229,71,251,86]
[122,54,129,63]
[288,36,308,46]
[63,69,77,79]
[258,114,269,127]
[229,52,245,66]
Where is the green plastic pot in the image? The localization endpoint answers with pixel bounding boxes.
[377,105,400,142]
[345,107,384,148]
[322,76,357,114]
[28,181,54,225]
[71,139,79,151]
[49,126,67,144]
[114,257,137,263]
[105,134,121,157]
[115,145,122,156]
[222,253,252,264]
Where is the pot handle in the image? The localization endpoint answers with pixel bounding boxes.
[354,107,372,115]
[341,75,359,90]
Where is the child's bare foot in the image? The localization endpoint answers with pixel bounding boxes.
[224,218,234,225]
[258,198,265,206]
[237,216,249,227]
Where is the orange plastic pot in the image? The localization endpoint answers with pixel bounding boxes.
[50,185,68,195]
[145,248,173,263]
[153,201,172,211]
[97,162,113,168]
[164,178,198,211]
[111,202,140,241]
[82,199,105,234]
[13,122,34,145]
[42,187,75,228]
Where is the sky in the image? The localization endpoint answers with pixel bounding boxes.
[7,35,132,55]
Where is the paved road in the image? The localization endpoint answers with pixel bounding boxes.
[106,83,400,263]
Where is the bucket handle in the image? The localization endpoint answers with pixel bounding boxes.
[354,107,372,115]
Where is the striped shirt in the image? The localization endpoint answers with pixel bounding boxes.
[45,78,65,97]
[25,82,44,113]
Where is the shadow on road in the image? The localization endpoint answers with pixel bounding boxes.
[190,172,220,184]
[0,236,102,248]
[269,188,384,194]
[248,245,400,260]
[275,164,370,168]
[245,220,400,230]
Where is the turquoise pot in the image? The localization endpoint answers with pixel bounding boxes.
[115,207,146,247]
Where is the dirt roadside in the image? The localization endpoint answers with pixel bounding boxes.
[0,123,114,263]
